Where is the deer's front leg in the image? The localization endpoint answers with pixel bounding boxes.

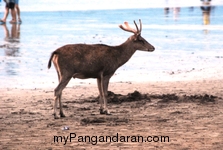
[97,78,104,112]
[100,75,111,115]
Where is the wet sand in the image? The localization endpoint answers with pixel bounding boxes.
[0,78,223,149]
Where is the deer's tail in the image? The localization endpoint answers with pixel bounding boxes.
[48,51,57,69]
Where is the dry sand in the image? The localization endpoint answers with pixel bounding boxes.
[0,79,223,149]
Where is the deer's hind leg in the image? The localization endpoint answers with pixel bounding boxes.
[54,75,72,119]
[52,55,72,119]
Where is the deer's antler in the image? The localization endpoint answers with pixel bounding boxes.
[138,19,142,33]
[119,19,142,35]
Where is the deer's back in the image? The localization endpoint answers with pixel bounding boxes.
[54,44,122,77]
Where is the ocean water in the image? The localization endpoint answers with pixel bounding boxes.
[1,0,223,11]
[0,0,223,88]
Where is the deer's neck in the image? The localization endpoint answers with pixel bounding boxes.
[115,39,137,66]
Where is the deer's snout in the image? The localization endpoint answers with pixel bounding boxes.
[148,45,155,52]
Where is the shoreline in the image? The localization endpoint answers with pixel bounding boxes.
[1,78,223,96]
[1,65,222,89]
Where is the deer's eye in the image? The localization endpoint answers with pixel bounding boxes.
[137,36,145,44]
[139,39,145,44]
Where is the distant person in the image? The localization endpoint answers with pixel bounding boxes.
[201,0,212,25]
[14,0,21,23]
[0,0,16,24]
[164,7,169,16]
[200,0,211,4]
[173,7,180,21]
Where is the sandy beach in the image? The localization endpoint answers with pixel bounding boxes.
[0,78,223,149]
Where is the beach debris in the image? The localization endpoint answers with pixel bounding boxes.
[104,90,150,104]
[81,116,129,125]
[62,126,69,130]
[96,91,218,104]
[149,93,217,103]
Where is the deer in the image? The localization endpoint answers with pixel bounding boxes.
[48,19,155,119]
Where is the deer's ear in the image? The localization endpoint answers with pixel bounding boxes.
[133,35,138,41]
[134,33,141,41]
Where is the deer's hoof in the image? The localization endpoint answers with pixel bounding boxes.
[60,113,66,118]
[106,111,111,115]
[99,108,105,114]
[53,114,59,119]
[100,109,111,115]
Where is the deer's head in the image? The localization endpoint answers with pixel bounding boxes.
[119,19,155,52]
